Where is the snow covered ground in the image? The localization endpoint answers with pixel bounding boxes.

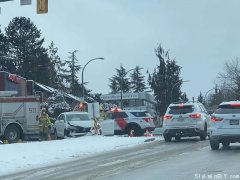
[0,135,161,176]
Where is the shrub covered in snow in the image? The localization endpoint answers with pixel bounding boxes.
[42,91,71,118]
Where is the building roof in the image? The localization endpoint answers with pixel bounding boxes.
[34,82,82,102]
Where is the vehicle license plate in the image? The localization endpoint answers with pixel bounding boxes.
[230,120,239,125]
[177,117,184,122]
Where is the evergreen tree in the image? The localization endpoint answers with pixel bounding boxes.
[109,65,131,93]
[197,91,204,103]
[130,66,146,92]
[181,92,189,102]
[33,48,51,85]
[166,59,182,103]
[0,27,14,72]
[65,50,81,96]
[47,41,66,91]
[5,17,47,81]
[149,44,182,115]
[117,65,131,93]
[109,77,119,93]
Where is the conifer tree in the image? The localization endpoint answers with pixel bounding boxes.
[197,91,204,103]
[109,77,119,93]
[181,92,189,102]
[130,66,146,92]
[0,27,14,72]
[149,44,182,115]
[5,17,47,81]
[65,50,81,96]
[47,41,67,91]
[109,65,131,93]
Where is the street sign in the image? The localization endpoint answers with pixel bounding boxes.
[20,0,31,5]
[37,0,48,14]
[88,103,100,119]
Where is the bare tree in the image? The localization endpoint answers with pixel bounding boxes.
[218,57,240,99]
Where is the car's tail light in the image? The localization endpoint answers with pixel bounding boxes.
[189,113,201,118]
[211,116,223,122]
[143,118,153,123]
[163,115,173,120]
[230,104,240,107]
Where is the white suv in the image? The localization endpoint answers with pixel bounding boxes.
[163,102,210,142]
[105,109,155,136]
[209,101,240,150]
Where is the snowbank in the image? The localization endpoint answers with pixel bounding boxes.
[0,135,160,176]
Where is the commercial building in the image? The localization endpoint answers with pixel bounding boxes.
[101,92,157,116]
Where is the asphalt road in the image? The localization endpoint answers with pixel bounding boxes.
[2,137,240,180]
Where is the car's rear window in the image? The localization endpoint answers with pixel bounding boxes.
[130,111,151,117]
[168,105,194,114]
[215,104,240,114]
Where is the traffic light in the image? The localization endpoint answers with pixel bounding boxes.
[37,0,48,14]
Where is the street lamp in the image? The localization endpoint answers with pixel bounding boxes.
[171,80,190,103]
[81,57,104,101]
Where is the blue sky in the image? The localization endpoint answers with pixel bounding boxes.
[1,0,239,99]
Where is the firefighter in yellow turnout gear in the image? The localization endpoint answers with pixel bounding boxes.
[39,108,52,141]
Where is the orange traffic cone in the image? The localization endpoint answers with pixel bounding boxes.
[129,129,134,137]
[144,129,153,137]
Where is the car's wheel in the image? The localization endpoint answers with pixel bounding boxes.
[200,124,207,141]
[55,129,61,139]
[175,136,181,141]
[164,134,172,142]
[126,125,143,137]
[4,125,21,143]
[210,140,219,150]
[64,129,70,138]
[222,140,230,147]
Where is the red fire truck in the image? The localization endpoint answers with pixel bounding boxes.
[0,71,42,143]
[0,94,41,143]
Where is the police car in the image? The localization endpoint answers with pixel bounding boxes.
[104,108,155,136]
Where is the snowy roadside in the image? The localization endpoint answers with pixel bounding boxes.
[0,135,162,176]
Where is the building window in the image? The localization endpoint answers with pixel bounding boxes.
[129,99,136,107]
[136,99,143,106]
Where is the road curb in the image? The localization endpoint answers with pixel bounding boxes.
[144,137,156,142]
